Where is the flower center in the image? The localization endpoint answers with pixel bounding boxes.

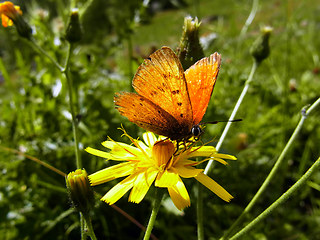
[152,140,175,169]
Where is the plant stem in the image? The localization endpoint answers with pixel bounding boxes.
[28,39,82,169]
[80,213,85,240]
[197,182,204,240]
[83,214,98,240]
[143,189,164,240]
[29,38,63,72]
[27,31,87,240]
[204,60,258,174]
[221,97,320,239]
[239,0,259,41]
[63,43,82,169]
[229,156,320,240]
[0,146,66,177]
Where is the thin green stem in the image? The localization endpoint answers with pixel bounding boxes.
[143,189,164,240]
[83,214,98,240]
[28,38,63,72]
[204,60,258,174]
[63,43,84,239]
[221,97,320,239]
[80,213,85,240]
[0,145,66,177]
[19,38,82,169]
[229,156,320,240]
[197,182,204,240]
[64,43,82,169]
[239,0,259,41]
[27,28,85,240]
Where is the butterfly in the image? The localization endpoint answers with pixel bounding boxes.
[114,46,221,142]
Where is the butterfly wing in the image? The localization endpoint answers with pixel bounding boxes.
[184,52,221,125]
[131,47,193,131]
[115,92,191,140]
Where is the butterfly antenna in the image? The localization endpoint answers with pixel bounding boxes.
[201,119,242,125]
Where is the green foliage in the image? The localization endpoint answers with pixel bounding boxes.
[0,0,320,239]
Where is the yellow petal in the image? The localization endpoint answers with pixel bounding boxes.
[89,162,134,186]
[212,153,237,160]
[102,141,141,156]
[211,158,228,165]
[174,165,203,178]
[167,179,190,210]
[155,169,179,187]
[195,172,233,202]
[101,174,137,204]
[185,146,217,158]
[85,147,113,159]
[129,168,158,203]
[185,146,236,161]
[143,132,158,147]
[175,159,198,166]
[136,140,149,152]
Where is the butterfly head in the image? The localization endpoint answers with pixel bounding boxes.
[191,124,203,138]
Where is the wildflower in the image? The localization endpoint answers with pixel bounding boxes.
[87,130,236,210]
[0,1,22,27]
[0,1,32,39]
[66,169,94,214]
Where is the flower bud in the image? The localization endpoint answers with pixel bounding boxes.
[65,8,82,43]
[177,16,204,70]
[66,169,94,214]
[14,16,32,39]
[250,26,273,64]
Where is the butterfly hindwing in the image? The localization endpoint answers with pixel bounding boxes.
[184,52,221,125]
[114,92,190,139]
[132,47,193,130]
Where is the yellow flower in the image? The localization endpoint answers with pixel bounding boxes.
[66,169,94,214]
[0,1,22,27]
[87,130,236,210]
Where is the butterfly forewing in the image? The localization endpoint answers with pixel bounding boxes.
[132,47,193,129]
[184,52,221,125]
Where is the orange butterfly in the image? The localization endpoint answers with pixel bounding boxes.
[114,46,221,142]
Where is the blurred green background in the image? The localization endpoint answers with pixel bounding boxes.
[0,0,320,239]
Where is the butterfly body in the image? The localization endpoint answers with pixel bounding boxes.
[115,46,221,142]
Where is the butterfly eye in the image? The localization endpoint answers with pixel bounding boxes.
[191,125,202,137]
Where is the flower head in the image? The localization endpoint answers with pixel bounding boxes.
[0,1,22,27]
[0,1,32,39]
[66,169,94,214]
[87,130,236,210]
